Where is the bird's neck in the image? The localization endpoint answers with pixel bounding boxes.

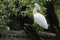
[33,8,38,14]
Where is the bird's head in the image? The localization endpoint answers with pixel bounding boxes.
[34,3,40,11]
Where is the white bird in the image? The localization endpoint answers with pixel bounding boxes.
[33,3,48,29]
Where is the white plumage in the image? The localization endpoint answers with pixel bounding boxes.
[33,3,48,29]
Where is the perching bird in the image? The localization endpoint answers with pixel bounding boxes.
[33,3,48,29]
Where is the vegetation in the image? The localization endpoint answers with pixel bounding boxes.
[0,0,60,38]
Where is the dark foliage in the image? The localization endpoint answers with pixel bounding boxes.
[24,24,41,40]
[7,6,34,30]
[14,0,19,8]
[44,0,60,38]
[20,6,29,11]
[6,0,33,30]
[45,1,59,28]
[17,13,34,28]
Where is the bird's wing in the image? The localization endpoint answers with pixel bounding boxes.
[34,13,48,29]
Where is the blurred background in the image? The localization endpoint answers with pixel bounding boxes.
[0,0,60,40]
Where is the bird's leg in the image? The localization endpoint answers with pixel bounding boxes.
[36,25,40,31]
[40,27,43,37]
